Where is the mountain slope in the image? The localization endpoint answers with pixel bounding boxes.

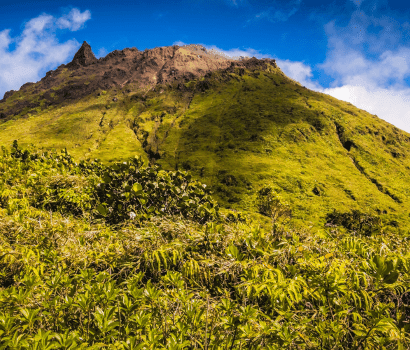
[0,43,409,229]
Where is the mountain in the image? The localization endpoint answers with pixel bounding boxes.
[1,42,409,229]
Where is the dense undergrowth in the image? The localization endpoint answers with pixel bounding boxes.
[0,143,410,349]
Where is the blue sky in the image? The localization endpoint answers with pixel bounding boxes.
[1,0,410,131]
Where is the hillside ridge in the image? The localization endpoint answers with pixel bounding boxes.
[0,43,275,118]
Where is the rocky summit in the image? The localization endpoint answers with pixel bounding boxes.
[67,41,98,68]
[0,42,410,230]
[0,42,273,117]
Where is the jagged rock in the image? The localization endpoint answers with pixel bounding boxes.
[21,82,34,90]
[2,90,15,102]
[0,112,6,119]
[67,41,97,68]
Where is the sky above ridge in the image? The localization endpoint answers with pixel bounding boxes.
[1,0,410,132]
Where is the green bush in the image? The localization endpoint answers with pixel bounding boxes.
[94,156,219,223]
[0,142,218,224]
[326,209,382,236]
[256,186,292,223]
[0,142,96,217]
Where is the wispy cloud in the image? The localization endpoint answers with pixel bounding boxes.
[250,0,302,23]
[318,6,410,132]
[267,4,410,133]
[202,44,269,58]
[96,47,108,59]
[224,0,247,7]
[172,41,270,59]
[0,8,91,99]
[323,85,410,131]
[275,59,322,90]
[57,8,91,31]
[173,40,187,46]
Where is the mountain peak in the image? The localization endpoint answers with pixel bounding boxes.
[0,43,277,115]
[68,41,97,68]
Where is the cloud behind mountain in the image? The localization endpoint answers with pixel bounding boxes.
[0,8,91,98]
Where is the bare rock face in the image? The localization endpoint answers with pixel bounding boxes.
[0,42,277,117]
[67,41,97,68]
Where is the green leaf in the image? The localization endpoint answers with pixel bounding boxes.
[383,271,399,284]
[103,173,112,183]
[132,183,143,192]
[97,204,109,216]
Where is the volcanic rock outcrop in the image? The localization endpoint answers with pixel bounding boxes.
[0,42,276,117]
[67,41,98,68]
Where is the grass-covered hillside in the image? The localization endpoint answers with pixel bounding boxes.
[1,58,410,230]
[0,143,409,349]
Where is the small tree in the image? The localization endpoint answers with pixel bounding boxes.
[256,186,292,228]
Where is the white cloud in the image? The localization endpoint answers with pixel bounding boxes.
[57,8,91,31]
[173,40,187,46]
[251,0,302,23]
[202,44,268,59]
[267,6,410,134]
[96,47,108,58]
[323,85,410,132]
[0,9,91,99]
[276,56,410,133]
[319,12,410,89]
[315,8,410,133]
[275,59,322,90]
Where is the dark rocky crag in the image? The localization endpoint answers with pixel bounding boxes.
[0,42,275,118]
[67,41,98,68]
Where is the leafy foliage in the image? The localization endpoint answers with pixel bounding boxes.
[94,157,218,223]
[326,209,382,236]
[0,143,409,349]
[256,186,291,224]
[0,142,218,225]
[0,143,95,217]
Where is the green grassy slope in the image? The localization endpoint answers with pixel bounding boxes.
[1,63,409,229]
[159,68,410,228]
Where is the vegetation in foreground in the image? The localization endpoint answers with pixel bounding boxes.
[0,143,410,349]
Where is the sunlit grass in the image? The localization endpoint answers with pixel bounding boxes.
[0,64,409,231]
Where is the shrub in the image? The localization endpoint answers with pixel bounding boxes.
[94,156,219,224]
[325,209,382,236]
[1,142,219,224]
[256,186,291,224]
